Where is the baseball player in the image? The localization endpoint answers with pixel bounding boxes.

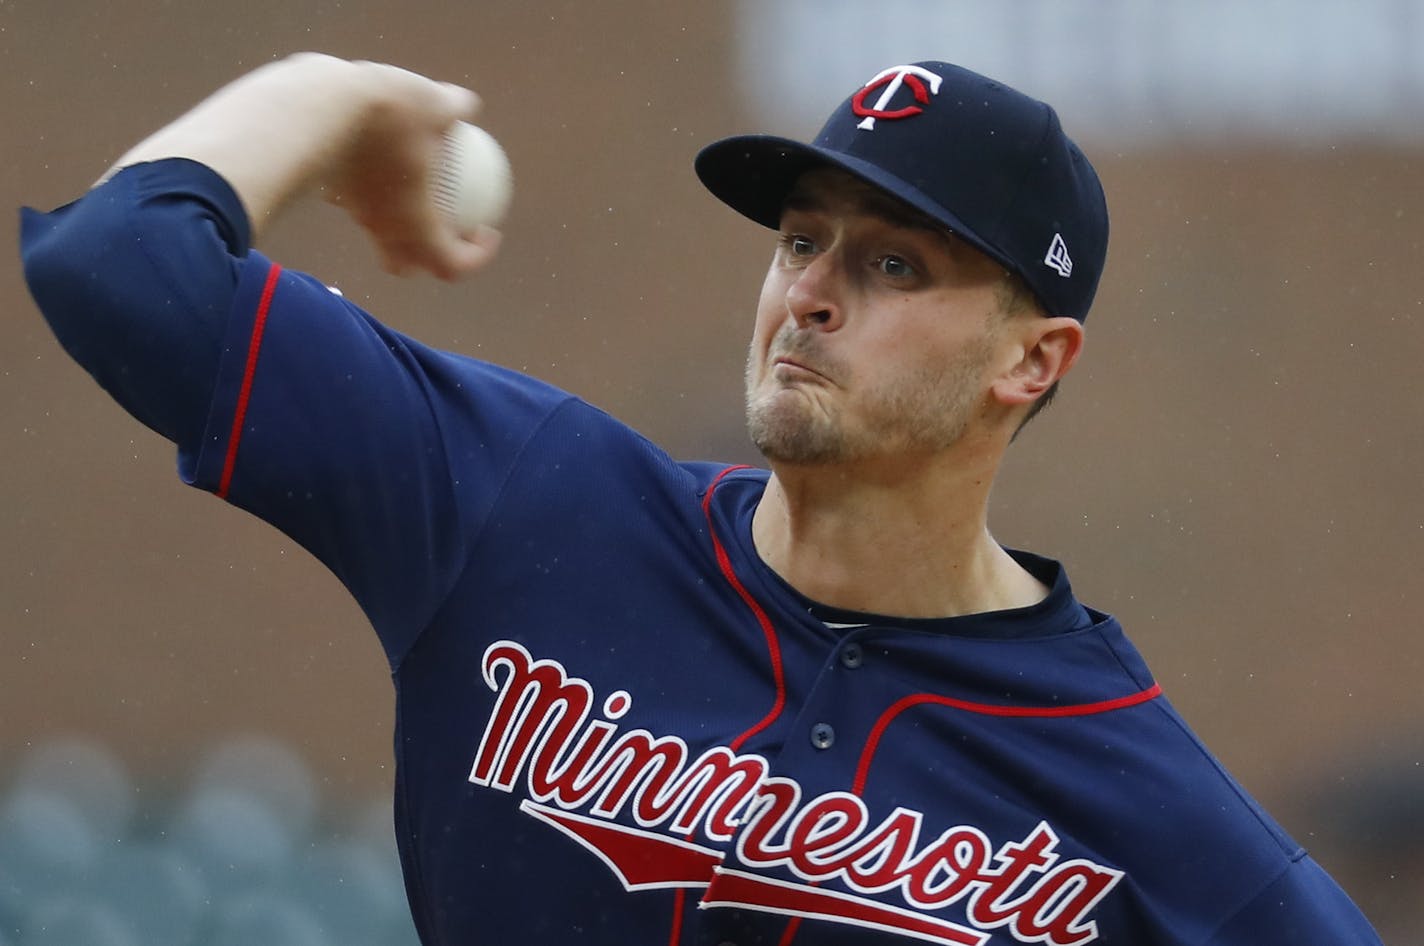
[21,53,1382,946]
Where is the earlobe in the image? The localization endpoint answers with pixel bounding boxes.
[992,318,1084,406]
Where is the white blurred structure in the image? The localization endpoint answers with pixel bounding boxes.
[733,0,1424,146]
[0,737,419,946]
[8,738,133,841]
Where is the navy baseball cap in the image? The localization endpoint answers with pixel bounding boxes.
[695,62,1108,321]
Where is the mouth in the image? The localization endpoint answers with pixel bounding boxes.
[771,355,827,383]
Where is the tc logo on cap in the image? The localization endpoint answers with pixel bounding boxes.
[852,65,943,130]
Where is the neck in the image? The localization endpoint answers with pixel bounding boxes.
[751,445,1047,619]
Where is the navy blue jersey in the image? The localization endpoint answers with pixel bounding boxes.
[20,160,1383,946]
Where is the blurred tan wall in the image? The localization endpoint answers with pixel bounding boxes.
[2,1,1419,939]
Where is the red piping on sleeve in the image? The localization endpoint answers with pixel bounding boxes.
[216,262,282,500]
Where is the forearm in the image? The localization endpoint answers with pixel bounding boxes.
[99,52,495,278]
[106,54,389,238]
[21,53,498,447]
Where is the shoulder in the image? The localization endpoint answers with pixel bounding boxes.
[1203,853,1382,945]
[471,394,760,523]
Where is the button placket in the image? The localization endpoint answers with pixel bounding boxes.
[840,642,864,669]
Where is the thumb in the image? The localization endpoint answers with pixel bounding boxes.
[436,82,482,127]
[429,225,503,281]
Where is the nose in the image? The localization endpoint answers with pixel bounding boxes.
[784,253,845,332]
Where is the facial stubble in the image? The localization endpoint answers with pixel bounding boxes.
[745,325,996,465]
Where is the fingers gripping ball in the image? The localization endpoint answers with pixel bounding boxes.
[432,121,513,232]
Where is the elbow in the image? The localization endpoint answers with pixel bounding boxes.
[20,198,131,370]
[18,172,236,445]
[20,168,237,376]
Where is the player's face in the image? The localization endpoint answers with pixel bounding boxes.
[745,169,1014,466]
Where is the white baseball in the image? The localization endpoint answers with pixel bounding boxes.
[432,121,513,231]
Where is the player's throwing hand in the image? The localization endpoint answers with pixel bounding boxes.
[106,52,500,280]
[324,59,502,279]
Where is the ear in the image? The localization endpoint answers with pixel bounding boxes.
[990,317,1085,408]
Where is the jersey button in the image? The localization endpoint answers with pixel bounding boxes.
[810,723,835,750]
[840,643,864,669]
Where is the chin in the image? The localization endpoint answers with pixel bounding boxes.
[747,409,849,465]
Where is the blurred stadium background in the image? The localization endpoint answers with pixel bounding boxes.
[1,1,1420,943]
[1,736,415,946]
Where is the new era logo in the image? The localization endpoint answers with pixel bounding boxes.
[1044,233,1073,277]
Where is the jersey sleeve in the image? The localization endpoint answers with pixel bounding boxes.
[1204,853,1383,946]
[20,159,575,666]
[20,159,245,448]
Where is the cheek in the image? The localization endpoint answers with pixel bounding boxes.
[867,313,993,386]
[752,272,790,345]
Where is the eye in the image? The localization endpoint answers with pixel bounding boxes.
[876,255,916,278]
[779,233,817,258]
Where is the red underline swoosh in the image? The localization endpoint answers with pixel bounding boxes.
[522,802,990,946]
[520,801,724,889]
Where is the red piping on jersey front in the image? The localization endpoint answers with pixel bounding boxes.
[671,465,789,946]
[216,262,282,500]
[666,890,688,946]
[852,683,1164,797]
[689,467,1160,946]
[770,685,1162,945]
[701,464,787,751]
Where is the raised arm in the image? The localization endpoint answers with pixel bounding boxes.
[105,52,499,279]
[21,53,503,448]
[21,55,542,660]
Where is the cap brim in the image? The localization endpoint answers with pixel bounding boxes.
[694,135,826,230]
[694,134,1017,277]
